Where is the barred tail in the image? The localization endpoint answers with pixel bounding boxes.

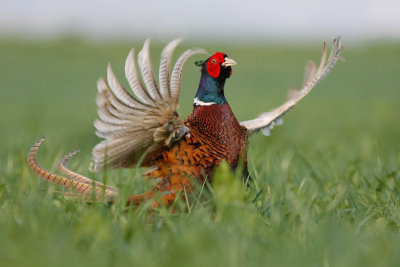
[28,137,118,201]
[57,150,119,194]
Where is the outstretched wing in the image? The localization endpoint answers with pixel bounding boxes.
[91,39,206,172]
[240,37,344,136]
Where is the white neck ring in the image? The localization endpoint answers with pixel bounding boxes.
[193,97,216,106]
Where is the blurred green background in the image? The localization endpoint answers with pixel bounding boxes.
[0,38,400,266]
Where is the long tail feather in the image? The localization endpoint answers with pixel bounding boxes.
[57,150,119,194]
[28,138,118,200]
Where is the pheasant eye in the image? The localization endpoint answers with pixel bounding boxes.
[211,59,217,64]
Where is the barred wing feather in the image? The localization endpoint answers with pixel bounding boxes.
[240,37,344,136]
[91,39,206,172]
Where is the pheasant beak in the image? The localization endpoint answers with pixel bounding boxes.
[221,57,237,67]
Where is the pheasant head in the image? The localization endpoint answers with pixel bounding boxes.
[194,52,237,105]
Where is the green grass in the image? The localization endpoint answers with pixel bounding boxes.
[1,38,400,266]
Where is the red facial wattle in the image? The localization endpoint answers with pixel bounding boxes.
[206,52,225,78]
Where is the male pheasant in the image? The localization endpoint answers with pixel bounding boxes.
[28,38,344,207]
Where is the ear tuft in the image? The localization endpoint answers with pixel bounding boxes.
[195,60,205,66]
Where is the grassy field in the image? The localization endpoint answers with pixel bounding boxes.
[1,38,400,266]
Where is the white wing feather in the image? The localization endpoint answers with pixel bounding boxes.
[159,38,182,99]
[125,49,154,105]
[137,39,161,101]
[170,48,207,107]
[91,39,205,172]
[240,37,344,136]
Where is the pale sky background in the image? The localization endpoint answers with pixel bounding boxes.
[1,0,399,43]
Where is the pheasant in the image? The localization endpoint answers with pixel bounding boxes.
[28,38,344,207]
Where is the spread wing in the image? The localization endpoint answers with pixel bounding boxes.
[240,37,344,136]
[91,39,206,172]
